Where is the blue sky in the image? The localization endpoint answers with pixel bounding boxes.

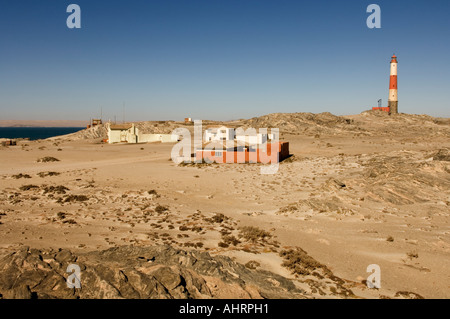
[0,0,449,122]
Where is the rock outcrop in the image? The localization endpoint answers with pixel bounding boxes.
[0,245,306,299]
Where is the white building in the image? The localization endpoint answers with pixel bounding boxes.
[204,126,235,142]
[108,124,138,144]
[107,123,179,144]
[235,133,268,145]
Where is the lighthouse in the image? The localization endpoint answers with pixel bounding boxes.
[388,54,398,114]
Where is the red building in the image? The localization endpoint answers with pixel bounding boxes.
[196,142,289,164]
[372,107,390,112]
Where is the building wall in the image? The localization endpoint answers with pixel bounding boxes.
[268,132,279,141]
[279,142,290,160]
[137,133,179,143]
[108,125,179,144]
[196,142,289,164]
[138,134,162,143]
[372,107,390,112]
[127,132,138,143]
[160,134,179,143]
[108,130,124,144]
[236,133,267,145]
[205,127,235,141]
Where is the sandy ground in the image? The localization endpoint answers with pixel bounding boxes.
[0,111,449,299]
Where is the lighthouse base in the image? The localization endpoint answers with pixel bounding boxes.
[388,101,398,114]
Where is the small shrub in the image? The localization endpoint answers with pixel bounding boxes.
[205,213,226,224]
[37,171,60,178]
[407,251,418,259]
[37,157,60,163]
[218,242,229,248]
[63,195,89,202]
[239,226,272,243]
[191,226,202,232]
[19,185,39,191]
[279,248,331,277]
[43,185,69,194]
[155,205,168,213]
[12,174,31,179]
[222,235,241,246]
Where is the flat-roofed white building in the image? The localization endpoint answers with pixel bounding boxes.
[108,124,138,144]
[204,126,235,142]
[107,123,179,144]
[235,133,268,145]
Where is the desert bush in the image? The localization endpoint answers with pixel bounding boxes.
[12,173,31,179]
[407,251,418,259]
[37,171,60,178]
[191,226,202,232]
[155,205,168,213]
[222,235,241,246]
[239,226,272,243]
[279,248,331,277]
[19,185,39,191]
[37,157,60,163]
[218,242,229,248]
[61,195,89,203]
[43,185,69,194]
[205,213,228,224]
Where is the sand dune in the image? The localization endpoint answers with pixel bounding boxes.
[0,111,449,299]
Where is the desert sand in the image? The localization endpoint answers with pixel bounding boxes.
[0,111,449,299]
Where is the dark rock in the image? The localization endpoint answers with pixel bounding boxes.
[55,249,76,263]
[432,149,450,161]
[151,267,181,290]
[0,245,307,299]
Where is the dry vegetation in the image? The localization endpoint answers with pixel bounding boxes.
[37,157,60,163]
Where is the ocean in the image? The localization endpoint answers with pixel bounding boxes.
[0,127,84,141]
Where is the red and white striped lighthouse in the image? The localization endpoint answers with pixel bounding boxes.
[388,54,398,114]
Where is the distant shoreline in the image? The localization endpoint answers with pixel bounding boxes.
[0,120,88,128]
[0,127,85,141]
[0,126,85,129]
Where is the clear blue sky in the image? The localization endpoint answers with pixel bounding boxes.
[1,0,449,121]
